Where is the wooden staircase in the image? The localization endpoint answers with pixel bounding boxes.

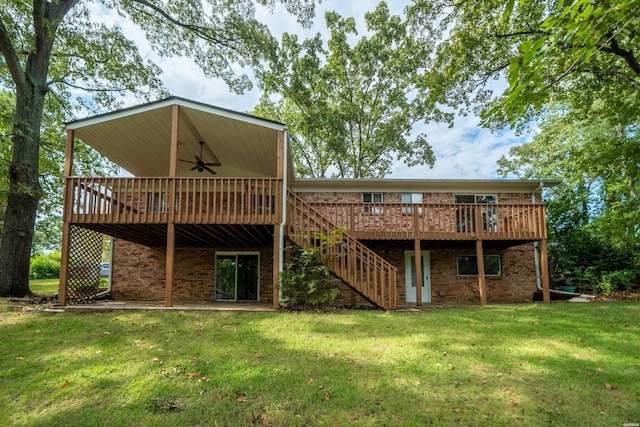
[287,192,397,310]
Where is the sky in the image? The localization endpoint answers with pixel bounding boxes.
[91,0,526,180]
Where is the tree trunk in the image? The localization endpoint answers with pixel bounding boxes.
[0,88,45,297]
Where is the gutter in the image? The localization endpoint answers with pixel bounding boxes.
[532,181,596,299]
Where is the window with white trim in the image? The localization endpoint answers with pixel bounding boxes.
[454,194,498,232]
[456,255,501,276]
[402,193,423,214]
[362,192,383,213]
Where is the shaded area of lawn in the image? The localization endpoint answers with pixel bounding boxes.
[29,279,59,295]
[0,302,639,426]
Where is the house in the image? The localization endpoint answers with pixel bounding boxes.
[58,97,557,310]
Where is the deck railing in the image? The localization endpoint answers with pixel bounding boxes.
[65,177,282,225]
[306,202,547,241]
[287,192,397,310]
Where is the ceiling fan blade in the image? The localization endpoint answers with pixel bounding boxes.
[190,166,198,171]
[179,159,195,164]
[204,167,217,175]
[194,156,201,162]
[205,162,221,166]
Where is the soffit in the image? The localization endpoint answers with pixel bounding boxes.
[290,178,561,193]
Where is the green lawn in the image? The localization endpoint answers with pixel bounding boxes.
[0,302,638,426]
[29,278,59,295]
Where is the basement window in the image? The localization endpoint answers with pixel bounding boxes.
[456,255,501,277]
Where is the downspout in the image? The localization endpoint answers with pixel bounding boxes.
[532,183,543,292]
[96,237,113,297]
[533,181,595,298]
[278,129,289,302]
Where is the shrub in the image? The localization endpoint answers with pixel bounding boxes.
[278,246,340,310]
[29,252,61,279]
[278,229,347,310]
[598,270,639,295]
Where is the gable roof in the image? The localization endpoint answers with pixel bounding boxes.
[66,97,289,177]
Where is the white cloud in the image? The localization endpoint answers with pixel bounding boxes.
[87,0,529,179]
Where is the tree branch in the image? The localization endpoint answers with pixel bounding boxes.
[0,17,27,91]
[601,33,640,77]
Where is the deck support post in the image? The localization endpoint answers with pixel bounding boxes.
[165,104,179,308]
[59,129,75,306]
[476,240,487,305]
[165,223,175,307]
[540,238,550,303]
[273,227,281,309]
[414,239,423,306]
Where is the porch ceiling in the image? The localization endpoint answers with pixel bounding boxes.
[67,97,288,178]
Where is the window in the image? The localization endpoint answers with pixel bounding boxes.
[454,194,498,232]
[362,193,383,213]
[402,193,423,214]
[456,255,501,276]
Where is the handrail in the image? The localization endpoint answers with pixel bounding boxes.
[287,192,397,310]
[65,177,282,225]
[306,201,547,241]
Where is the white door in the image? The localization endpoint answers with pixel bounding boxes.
[405,251,431,303]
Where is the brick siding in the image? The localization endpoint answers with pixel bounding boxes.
[111,240,273,305]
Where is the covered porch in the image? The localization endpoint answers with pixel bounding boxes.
[58,97,291,309]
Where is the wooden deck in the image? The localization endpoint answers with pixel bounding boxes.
[65,177,282,225]
[306,202,547,241]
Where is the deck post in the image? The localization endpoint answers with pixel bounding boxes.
[273,228,281,309]
[165,104,179,308]
[59,129,75,306]
[476,240,487,305]
[539,238,551,303]
[414,239,423,306]
[165,223,175,307]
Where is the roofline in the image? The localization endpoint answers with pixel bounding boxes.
[290,178,561,193]
[65,96,287,131]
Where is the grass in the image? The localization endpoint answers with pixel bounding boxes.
[0,302,639,426]
[28,278,59,295]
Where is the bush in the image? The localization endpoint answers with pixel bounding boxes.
[598,270,639,295]
[278,241,341,310]
[29,252,61,279]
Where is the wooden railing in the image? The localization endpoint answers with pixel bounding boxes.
[65,177,282,225]
[287,192,397,310]
[306,202,547,241]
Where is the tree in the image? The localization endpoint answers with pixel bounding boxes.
[255,2,449,178]
[407,0,640,129]
[497,102,640,287]
[0,0,317,297]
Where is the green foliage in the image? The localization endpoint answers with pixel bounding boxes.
[599,270,639,295]
[278,228,348,309]
[29,252,61,280]
[256,2,447,178]
[278,245,340,310]
[407,0,640,130]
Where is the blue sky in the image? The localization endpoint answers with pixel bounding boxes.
[92,0,526,179]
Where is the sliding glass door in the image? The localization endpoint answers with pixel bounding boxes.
[215,253,259,301]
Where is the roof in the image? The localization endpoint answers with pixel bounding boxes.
[290,178,561,193]
[66,97,290,178]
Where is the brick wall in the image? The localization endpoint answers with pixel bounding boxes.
[296,191,534,204]
[333,243,537,306]
[111,239,274,304]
